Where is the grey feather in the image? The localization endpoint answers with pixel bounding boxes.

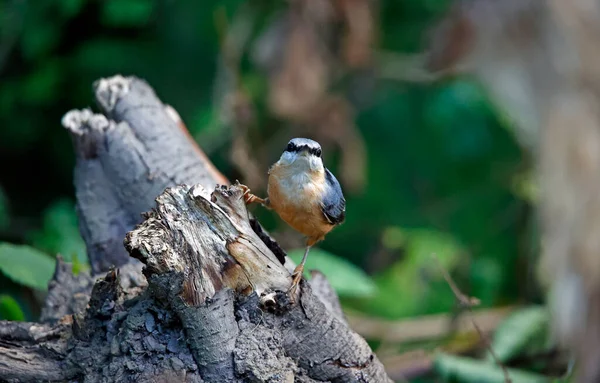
[285,138,322,157]
[288,138,321,150]
[321,168,346,225]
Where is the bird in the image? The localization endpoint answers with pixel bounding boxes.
[241,138,346,298]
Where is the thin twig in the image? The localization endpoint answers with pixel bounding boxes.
[346,306,514,343]
[432,254,512,383]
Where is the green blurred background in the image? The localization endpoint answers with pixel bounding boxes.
[0,0,556,381]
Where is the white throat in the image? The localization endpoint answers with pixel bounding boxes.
[277,151,324,174]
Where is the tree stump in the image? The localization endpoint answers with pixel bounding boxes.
[0,75,392,383]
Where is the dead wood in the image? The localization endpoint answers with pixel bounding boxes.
[0,75,392,383]
[61,75,229,274]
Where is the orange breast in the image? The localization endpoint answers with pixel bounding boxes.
[267,165,334,244]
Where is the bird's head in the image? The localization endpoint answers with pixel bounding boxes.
[278,138,324,173]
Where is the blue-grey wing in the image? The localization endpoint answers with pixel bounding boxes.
[321,168,346,225]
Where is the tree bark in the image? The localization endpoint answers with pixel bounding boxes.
[0,75,392,383]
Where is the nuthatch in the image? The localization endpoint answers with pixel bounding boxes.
[241,138,346,296]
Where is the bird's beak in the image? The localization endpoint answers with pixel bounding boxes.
[298,148,310,157]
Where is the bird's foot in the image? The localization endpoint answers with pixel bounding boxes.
[288,264,304,302]
[238,183,266,205]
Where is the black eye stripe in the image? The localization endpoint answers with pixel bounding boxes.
[285,143,321,157]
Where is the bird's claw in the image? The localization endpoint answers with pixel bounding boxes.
[287,265,304,302]
[237,183,250,196]
[238,183,261,205]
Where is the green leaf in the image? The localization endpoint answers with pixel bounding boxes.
[101,0,154,27]
[358,228,464,318]
[287,248,377,298]
[434,353,551,383]
[0,243,56,290]
[0,294,25,321]
[71,252,89,275]
[29,199,88,265]
[489,306,550,363]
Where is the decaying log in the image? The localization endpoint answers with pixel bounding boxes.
[0,183,392,383]
[61,76,229,274]
[0,75,392,382]
[47,75,285,321]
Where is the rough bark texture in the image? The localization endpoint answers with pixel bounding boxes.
[0,75,392,383]
[61,76,229,274]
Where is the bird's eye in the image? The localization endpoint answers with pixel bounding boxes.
[286,143,295,152]
[315,148,322,157]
